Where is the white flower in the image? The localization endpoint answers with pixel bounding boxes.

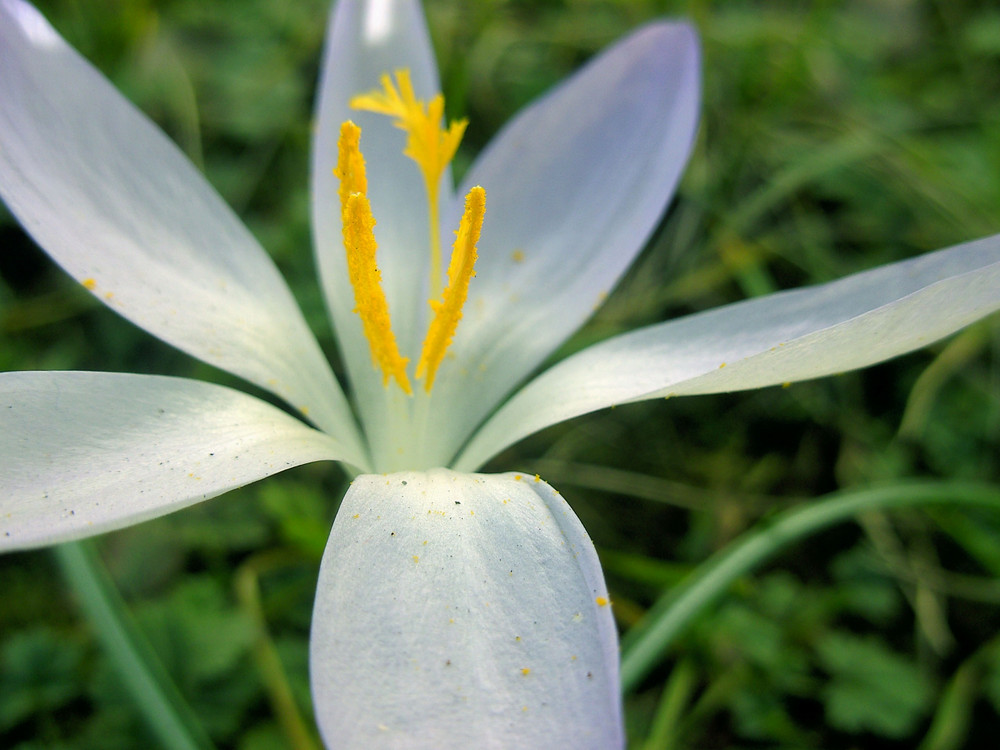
[1,0,998,748]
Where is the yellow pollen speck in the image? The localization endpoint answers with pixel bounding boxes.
[335,122,412,394]
[520,668,530,676]
[511,249,525,263]
[412,555,420,564]
[352,514,360,519]
[415,186,486,391]
[533,474,541,483]
[104,292,114,301]
[782,382,791,388]
[299,406,310,416]
[719,362,727,369]
[514,474,523,481]
[82,278,96,290]
[595,596,610,607]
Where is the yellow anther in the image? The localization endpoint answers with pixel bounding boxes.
[416,185,486,391]
[351,69,467,299]
[335,125,412,394]
[335,121,367,206]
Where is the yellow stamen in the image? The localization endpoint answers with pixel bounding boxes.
[415,186,486,391]
[351,70,467,299]
[338,75,486,394]
[335,121,367,206]
[335,123,412,394]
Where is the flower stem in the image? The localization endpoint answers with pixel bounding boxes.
[234,550,321,750]
[619,481,1000,693]
[917,635,1000,750]
[53,540,216,750]
[640,656,697,750]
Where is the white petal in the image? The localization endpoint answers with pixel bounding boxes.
[311,470,622,750]
[456,236,1000,471]
[424,22,701,464]
[312,0,443,387]
[0,0,359,447]
[0,371,355,550]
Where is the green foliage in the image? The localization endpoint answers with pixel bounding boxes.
[0,630,84,733]
[1,0,999,748]
[817,632,934,737]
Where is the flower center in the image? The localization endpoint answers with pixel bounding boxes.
[335,71,485,395]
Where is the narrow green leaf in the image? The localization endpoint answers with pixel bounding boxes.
[53,540,216,750]
[620,481,1000,693]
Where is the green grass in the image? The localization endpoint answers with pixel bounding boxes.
[2,1,999,748]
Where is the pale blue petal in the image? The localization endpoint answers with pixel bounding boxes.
[0,0,360,449]
[425,22,701,465]
[456,236,1000,471]
[312,0,443,385]
[311,470,622,749]
[0,371,355,550]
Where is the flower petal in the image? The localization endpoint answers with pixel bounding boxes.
[0,371,355,550]
[310,470,622,749]
[312,0,443,385]
[0,0,359,447]
[456,236,1000,471]
[424,22,700,463]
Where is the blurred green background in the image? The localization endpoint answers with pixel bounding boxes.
[2,0,1000,748]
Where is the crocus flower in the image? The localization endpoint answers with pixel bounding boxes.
[1,0,998,748]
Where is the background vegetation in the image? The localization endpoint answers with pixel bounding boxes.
[2,0,999,747]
